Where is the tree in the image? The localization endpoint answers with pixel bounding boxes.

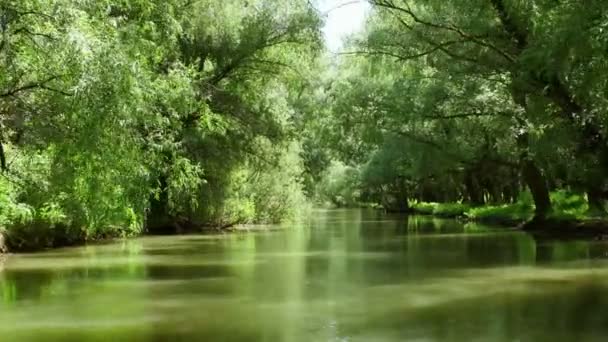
[314,0,608,219]
[0,0,324,250]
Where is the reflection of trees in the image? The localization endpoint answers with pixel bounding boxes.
[2,212,608,340]
[395,280,608,341]
[0,240,150,341]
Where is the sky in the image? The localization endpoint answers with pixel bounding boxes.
[317,0,370,52]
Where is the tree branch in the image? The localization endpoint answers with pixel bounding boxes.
[421,112,512,121]
[12,27,55,41]
[6,7,55,21]
[488,0,527,50]
[370,0,516,63]
[0,75,72,98]
[340,38,467,61]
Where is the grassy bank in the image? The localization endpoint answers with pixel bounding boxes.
[409,191,606,230]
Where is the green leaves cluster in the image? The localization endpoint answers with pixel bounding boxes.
[0,0,322,249]
[313,0,608,218]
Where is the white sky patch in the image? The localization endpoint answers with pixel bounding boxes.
[318,0,370,52]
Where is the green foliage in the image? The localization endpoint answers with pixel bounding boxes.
[410,202,437,215]
[4,0,608,251]
[306,0,608,225]
[0,0,323,250]
[0,177,25,228]
[316,162,361,208]
[410,202,470,217]
[408,190,590,223]
[200,142,310,225]
[465,190,588,222]
[433,203,471,217]
[248,143,311,224]
[548,191,589,220]
[466,203,534,223]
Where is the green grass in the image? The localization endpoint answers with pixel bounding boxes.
[547,190,589,220]
[410,202,470,217]
[465,203,533,222]
[434,203,471,217]
[410,202,437,215]
[412,190,593,223]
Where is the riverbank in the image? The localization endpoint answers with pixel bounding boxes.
[4,209,608,341]
[0,223,133,253]
[3,198,608,254]
[407,202,528,226]
[407,200,608,239]
[0,217,283,253]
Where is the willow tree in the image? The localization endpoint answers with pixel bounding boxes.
[349,0,608,220]
[0,0,323,250]
[325,48,524,208]
[149,0,323,228]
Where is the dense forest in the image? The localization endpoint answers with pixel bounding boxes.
[0,0,323,250]
[1,0,608,251]
[317,0,608,227]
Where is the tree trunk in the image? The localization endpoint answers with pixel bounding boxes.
[0,140,6,171]
[504,176,520,203]
[464,170,484,206]
[384,179,410,213]
[493,0,608,216]
[146,174,173,232]
[587,188,607,216]
[509,78,551,223]
[522,159,551,221]
[382,192,409,213]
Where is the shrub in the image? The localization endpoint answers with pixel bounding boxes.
[411,202,470,217]
[316,162,361,208]
[433,203,470,217]
[411,202,437,215]
[466,203,533,222]
[548,190,588,220]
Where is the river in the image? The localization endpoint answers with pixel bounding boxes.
[1,209,608,341]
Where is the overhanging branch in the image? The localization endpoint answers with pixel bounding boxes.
[340,38,467,61]
[370,0,516,64]
[0,75,72,98]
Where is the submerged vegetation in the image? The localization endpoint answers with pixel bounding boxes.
[2,0,608,250]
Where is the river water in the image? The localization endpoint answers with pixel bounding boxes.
[1,209,608,341]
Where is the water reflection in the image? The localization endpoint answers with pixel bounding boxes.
[1,209,608,341]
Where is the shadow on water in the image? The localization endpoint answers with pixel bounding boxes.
[1,209,608,341]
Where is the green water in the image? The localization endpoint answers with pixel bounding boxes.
[1,209,608,341]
